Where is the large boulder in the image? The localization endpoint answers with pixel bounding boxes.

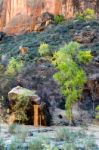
[8,86,41,104]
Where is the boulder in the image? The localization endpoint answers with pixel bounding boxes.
[73,29,96,44]
[8,86,41,104]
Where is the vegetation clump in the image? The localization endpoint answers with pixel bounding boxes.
[38,43,50,56]
[95,105,99,119]
[54,15,64,24]
[0,138,5,150]
[76,8,96,21]
[52,42,92,123]
[5,57,23,76]
[11,94,30,123]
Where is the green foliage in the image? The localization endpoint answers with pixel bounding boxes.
[43,142,58,150]
[95,105,99,119]
[38,43,50,56]
[54,15,64,24]
[9,138,23,150]
[0,138,5,150]
[76,8,96,21]
[8,123,18,134]
[12,94,30,123]
[28,138,44,150]
[52,42,92,122]
[6,57,23,75]
[63,143,76,150]
[77,50,93,63]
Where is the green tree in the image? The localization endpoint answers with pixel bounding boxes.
[52,42,92,124]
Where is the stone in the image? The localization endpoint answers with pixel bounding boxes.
[8,86,40,104]
[73,29,96,44]
[0,0,99,34]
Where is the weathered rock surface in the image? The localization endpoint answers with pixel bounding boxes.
[74,28,96,43]
[0,0,99,34]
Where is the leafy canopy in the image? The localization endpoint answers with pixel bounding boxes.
[52,42,92,122]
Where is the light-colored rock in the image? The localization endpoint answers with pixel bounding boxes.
[8,86,40,104]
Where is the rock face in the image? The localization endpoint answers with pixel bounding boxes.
[74,28,96,43]
[0,0,99,34]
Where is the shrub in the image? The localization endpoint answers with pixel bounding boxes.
[28,138,43,150]
[43,142,58,150]
[54,15,64,24]
[63,143,76,150]
[5,57,23,75]
[0,138,5,150]
[9,138,23,150]
[12,94,30,123]
[52,42,92,123]
[8,123,18,134]
[77,50,93,63]
[76,8,96,21]
[15,125,28,143]
[95,105,99,119]
[84,8,96,20]
[38,43,50,56]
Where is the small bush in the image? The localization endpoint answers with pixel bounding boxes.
[56,127,78,142]
[28,138,43,150]
[77,50,93,63]
[5,57,23,75]
[95,105,99,119]
[38,43,50,56]
[12,95,30,123]
[63,143,76,150]
[8,123,18,134]
[0,138,5,150]
[76,8,96,21]
[54,15,64,24]
[9,138,23,150]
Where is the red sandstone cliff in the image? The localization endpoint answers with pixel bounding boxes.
[0,0,98,34]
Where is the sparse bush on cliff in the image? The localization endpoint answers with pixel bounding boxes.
[52,42,92,124]
[76,8,96,21]
[38,43,50,56]
[54,15,64,24]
